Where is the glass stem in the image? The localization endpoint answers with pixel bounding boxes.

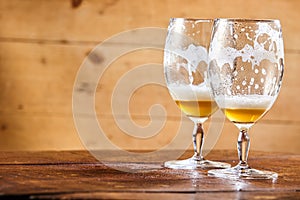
[192,122,204,161]
[237,128,250,169]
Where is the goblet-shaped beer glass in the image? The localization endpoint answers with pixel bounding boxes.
[208,19,284,179]
[163,18,231,169]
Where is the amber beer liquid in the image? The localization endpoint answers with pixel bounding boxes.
[223,108,267,123]
[175,100,217,118]
[168,85,217,118]
[220,95,273,124]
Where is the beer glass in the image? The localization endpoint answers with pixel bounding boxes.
[208,19,284,179]
[163,18,231,169]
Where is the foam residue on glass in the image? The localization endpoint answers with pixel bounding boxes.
[175,44,207,83]
[208,20,284,101]
[164,19,213,101]
[165,43,211,100]
[209,20,284,71]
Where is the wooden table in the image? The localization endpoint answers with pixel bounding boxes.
[0,150,299,199]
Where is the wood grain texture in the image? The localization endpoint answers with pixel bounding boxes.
[0,0,299,50]
[31,192,300,200]
[0,0,299,152]
[32,192,300,200]
[0,150,299,199]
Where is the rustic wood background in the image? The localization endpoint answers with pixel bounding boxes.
[0,0,299,153]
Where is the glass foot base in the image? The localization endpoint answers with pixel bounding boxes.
[164,157,231,170]
[208,165,278,180]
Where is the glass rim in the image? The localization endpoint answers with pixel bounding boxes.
[215,18,281,23]
[170,18,213,23]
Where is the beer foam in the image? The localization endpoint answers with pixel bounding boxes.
[172,44,207,72]
[209,21,284,70]
[167,84,213,101]
[164,43,208,84]
[216,95,274,109]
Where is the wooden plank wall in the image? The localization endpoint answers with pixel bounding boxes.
[0,0,299,153]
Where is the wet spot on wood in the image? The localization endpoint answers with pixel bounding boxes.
[76,82,94,95]
[1,124,7,131]
[18,104,24,110]
[41,57,47,64]
[60,39,69,44]
[71,0,82,9]
[38,40,45,45]
[85,49,92,56]
[88,52,104,64]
